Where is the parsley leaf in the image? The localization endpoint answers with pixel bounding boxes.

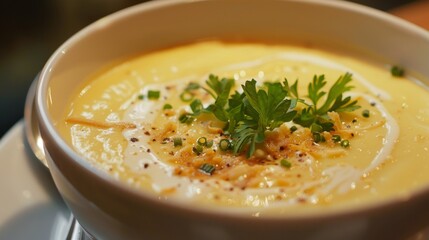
[293,73,360,132]
[233,80,296,157]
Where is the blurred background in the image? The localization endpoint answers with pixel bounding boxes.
[0,0,424,138]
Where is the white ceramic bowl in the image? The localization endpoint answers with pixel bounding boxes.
[36,0,429,239]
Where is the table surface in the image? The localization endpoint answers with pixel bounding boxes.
[389,0,429,30]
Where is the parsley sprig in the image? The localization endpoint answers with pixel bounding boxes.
[181,73,359,157]
[293,73,360,132]
[233,80,297,157]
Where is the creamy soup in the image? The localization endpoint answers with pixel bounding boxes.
[60,41,429,215]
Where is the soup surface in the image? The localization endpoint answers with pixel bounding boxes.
[60,41,429,215]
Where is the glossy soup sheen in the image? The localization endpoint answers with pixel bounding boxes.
[59,41,429,215]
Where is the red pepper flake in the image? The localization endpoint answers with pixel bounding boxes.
[130,137,139,142]
[144,131,150,136]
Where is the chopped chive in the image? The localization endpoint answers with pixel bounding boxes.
[199,163,215,175]
[313,132,322,143]
[391,65,404,77]
[219,139,231,151]
[137,94,144,100]
[180,91,194,102]
[280,159,292,168]
[163,103,173,110]
[178,113,194,124]
[173,137,182,147]
[193,145,204,155]
[197,137,207,146]
[332,135,341,143]
[221,131,230,137]
[362,109,370,118]
[206,140,214,148]
[341,139,350,148]
[185,82,200,91]
[290,125,298,133]
[147,90,160,100]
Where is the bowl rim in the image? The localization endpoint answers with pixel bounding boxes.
[36,0,429,222]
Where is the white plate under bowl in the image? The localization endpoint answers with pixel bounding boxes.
[0,121,71,240]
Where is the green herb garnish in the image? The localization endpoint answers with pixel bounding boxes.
[293,73,360,133]
[163,103,173,110]
[362,109,370,118]
[232,80,297,157]
[199,163,215,175]
[391,65,404,77]
[219,139,232,151]
[190,99,204,114]
[332,135,341,143]
[313,132,325,143]
[173,137,182,147]
[197,137,208,146]
[193,145,204,155]
[341,139,350,148]
[206,140,214,148]
[178,113,194,124]
[180,91,194,102]
[147,90,160,100]
[280,159,292,168]
[180,73,360,157]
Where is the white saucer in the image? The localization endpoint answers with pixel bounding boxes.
[0,121,71,240]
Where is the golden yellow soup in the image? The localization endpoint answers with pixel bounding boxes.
[60,41,429,215]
